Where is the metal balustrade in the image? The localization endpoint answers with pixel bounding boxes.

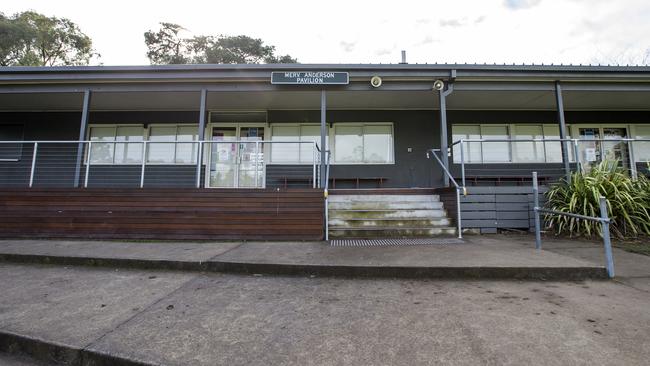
[0,140,320,189]
[452,138,650,190]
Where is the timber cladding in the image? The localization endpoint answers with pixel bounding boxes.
[0,188,325,240]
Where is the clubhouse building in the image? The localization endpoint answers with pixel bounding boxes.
[1,63,649,239]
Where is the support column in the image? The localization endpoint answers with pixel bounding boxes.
[438,83,454,187]
[73,90,91,187]
[555,81,572,182]
[195,89,207,188]
[320,90,327,188]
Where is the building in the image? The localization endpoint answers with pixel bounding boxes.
[1,63,649,239]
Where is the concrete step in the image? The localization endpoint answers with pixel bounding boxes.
[328,195,440,203]
[328,227,457,238]
[329,209,447,219]
[329,218,452,228]
[328,201,444,210]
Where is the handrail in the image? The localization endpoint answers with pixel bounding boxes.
[427,148,463,239]
[323,150,331,241]
[531,171,614,278]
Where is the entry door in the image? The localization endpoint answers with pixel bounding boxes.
[208,125,265,188]
[578,127,629,166]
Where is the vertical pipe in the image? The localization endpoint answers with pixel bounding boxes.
[456,187,462,239]
[628,140,638,180]
[29,142,38,188]
[140,141,147,188]
[254,141,259,188]
[84,141,92,188]
[196,89,207,188]
[320,90,327,188]
[439,90,450,187]
[599,196,615,278]
[459,139,466,189]
[312,142,317,188]
[555,82,571,183]
[74,90,91,187]
[533,171,542,250]
[195,142,203,188]
[573,138,581,174]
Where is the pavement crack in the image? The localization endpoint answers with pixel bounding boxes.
[80,273,202,354]
[207,242,245,261]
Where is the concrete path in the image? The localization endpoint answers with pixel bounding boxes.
[0,236,607,280]
[1,262,650,365]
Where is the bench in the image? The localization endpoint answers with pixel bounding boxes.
[330,177,387,189]
[281,176,313,189]
[459,176,552,186]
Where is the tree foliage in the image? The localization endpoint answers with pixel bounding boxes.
[0,11,97,66]
[144,23,297,65]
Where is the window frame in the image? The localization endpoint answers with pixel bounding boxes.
[452,123,574,164]
[86,124,145,165]
[331,122,395,165]
[268,123,323,165]
[0,124,25,162]
[86,123,201,166]
[146,123,199,165]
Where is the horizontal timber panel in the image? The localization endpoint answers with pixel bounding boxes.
[0,188,325,240]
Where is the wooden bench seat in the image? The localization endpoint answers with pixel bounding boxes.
[330,177,387,189]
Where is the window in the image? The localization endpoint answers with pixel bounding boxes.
[89,125,144,164]
[147,125,198,164]
[88,124,198,165]
[333,123,394,164]
[481,125,510,162]
[0,124,24,161]
[633,125,650,162]
[452,123,572,163]
[452,125,482,163]
[512,125,544,163]
[270,124,324,164]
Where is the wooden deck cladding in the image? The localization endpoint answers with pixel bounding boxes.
[0,188,325,240]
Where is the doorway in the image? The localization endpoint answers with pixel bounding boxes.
[207,124,266,188]
[576,126,630,168]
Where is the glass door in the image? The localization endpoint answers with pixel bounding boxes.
[209,127,237,187]
[237,127,265,188]
[207,125,265,188]
[577,126,630,168]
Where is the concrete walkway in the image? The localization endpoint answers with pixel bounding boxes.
[0,235,615,280]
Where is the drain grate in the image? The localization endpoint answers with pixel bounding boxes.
[330,238,464,247]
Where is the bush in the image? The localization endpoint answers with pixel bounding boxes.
[545,161,650,239]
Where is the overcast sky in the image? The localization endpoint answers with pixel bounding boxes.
[4,0,650,66]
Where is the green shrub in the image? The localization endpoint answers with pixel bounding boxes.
[545,160,650,238]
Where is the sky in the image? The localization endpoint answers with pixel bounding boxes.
[3,0,650,66]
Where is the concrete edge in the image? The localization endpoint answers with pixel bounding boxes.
[0,253,608,281]
[0,330,155,366]
[0,253,207,272]
[208,261,608,281]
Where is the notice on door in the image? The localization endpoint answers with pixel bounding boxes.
[271,71,349,85]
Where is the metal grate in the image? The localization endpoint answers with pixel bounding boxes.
[330,238,464,247]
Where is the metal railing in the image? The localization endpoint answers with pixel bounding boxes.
[315,143,331,240]
[427,148,464,239]
[531,171,615,278]
[452,138,650,190]
[0,140,319,189]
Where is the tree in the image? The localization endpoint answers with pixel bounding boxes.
[144,23,297,65]
[144,22,191,64]
[0,11,97,66]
